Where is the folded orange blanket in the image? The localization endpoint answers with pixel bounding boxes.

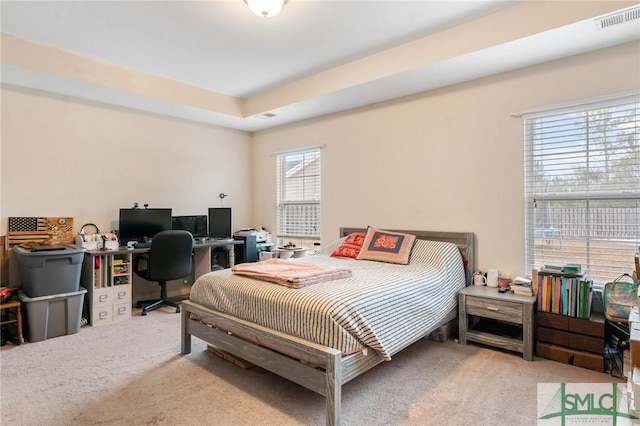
[231,258,352,289]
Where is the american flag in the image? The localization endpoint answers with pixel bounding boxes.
[8,217,48,232]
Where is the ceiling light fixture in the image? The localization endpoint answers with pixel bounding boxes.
[244,0,288,18]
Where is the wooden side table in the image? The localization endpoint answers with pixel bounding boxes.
[1,300,24,345]
[459,285,536,361]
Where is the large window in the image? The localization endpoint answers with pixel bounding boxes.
[276,147,321,241]
[524,94,639,286]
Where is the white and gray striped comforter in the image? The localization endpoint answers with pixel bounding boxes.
[189,238,466,361]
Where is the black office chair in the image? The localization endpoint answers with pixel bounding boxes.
[134,230,194,316]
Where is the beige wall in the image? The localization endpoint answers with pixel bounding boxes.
[251,41,640,278]
[1,87,252,297]
[1,87,252,232]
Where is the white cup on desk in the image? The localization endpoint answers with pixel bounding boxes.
[486,269,499,287]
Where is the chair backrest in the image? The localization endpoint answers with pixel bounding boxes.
[146,230,194,281]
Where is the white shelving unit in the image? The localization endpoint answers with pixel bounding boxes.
[81,250,132,326]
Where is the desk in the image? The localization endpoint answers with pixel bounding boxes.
[191,239,244,278]
[80,239,242,326]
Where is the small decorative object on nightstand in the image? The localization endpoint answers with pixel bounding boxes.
[458,285,536,361]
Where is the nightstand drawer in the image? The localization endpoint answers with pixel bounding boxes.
[465,297,523,323]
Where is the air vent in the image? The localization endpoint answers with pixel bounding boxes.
[595,6,640,30]
[254,112,277,119]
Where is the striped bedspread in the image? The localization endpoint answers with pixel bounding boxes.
[189,238,466,361]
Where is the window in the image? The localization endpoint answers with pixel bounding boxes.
[524,94,639,286]
[276,147,321,241]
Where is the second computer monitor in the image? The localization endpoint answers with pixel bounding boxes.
[208,208,232,239]
[172,215,208,238]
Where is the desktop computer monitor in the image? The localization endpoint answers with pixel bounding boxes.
[118,208,172,246]
[208,208,232,239]
[172,215,208,238]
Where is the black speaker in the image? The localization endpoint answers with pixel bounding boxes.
[234,235,257,264]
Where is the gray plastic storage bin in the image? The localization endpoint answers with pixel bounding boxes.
[18,288,86,343]
[14,245,85,297]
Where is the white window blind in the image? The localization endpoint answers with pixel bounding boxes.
[524,94,640,285]
[276,147,321,239]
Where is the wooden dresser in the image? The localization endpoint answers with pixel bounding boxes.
[536,311,605,372]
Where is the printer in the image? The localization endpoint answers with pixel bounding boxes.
[234,228,272,244]
[233,228,273,263]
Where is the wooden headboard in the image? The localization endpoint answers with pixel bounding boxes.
[340,227,475,287]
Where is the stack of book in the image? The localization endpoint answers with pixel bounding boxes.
[533,264,593,319]
[509,277,533,296]
[561,263,582,275]
[539,263,564,274]
[539,262,582,275]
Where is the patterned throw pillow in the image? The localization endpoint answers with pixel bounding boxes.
[330,232,366,259]
[356,227,416,264]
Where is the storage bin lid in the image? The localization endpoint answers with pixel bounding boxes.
[14,244,85,256]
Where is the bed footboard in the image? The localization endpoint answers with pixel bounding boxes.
[181,300,457,426]
[181,300,343,426]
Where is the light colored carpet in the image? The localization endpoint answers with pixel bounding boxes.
[0,307,619,425]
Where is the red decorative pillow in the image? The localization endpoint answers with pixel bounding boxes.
[330,232,366,259]
[356,227,416,264]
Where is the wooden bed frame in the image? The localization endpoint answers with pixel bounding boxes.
[181,228,475,425]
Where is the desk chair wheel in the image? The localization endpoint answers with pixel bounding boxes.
[138,298,181,316]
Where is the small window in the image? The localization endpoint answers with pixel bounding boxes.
[523,94,639,285]
[276,147,321,241]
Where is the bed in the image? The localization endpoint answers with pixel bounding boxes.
[181,228,475,425]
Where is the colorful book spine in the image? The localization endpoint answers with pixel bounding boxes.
[534,268,592,319]
[550,277,556,313]
[536,270,543,309]
[555,276,562,314]
[561,276,568,316]
[545,276,552,312]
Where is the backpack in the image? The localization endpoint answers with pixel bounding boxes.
[603,274,638,323]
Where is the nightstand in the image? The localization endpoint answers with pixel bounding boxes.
[458,285,536,361]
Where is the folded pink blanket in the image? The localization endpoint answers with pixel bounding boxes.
[231,258,352,289]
